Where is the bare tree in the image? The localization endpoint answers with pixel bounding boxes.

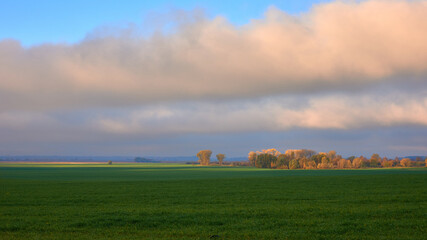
[337,159,347,169]
[352,157,362,168]
[400,158,412,167]
[277,154,290,169]
[216,154,225,166]
[248,151,257,166]
[301,149,317,158]
[197,150,212,166]
[289,159,299,169]
[327,150,337,161]
[370,153,381,167]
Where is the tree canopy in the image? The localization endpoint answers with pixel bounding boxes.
[216,154,225,166]
[197,150,212,166]
[247,149,424,169]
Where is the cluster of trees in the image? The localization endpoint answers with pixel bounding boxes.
[248,149,427,169]
[196,150,226,166]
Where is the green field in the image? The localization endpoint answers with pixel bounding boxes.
[1,163,426,239]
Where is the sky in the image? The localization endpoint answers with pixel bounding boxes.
[0,0,426,158]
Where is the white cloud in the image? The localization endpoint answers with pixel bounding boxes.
[0,0,427,111]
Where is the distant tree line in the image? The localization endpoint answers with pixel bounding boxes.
[247,149,427,169]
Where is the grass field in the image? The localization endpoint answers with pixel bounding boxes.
[1,163,426,239]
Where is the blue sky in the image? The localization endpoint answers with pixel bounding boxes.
[0,0,329,46]
[0,0,426,158]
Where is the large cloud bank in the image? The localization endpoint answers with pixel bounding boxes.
[1,0,426,111]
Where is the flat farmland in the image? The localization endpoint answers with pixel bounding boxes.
[1,164,426,239]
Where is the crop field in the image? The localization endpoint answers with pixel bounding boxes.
[1,163,426,239]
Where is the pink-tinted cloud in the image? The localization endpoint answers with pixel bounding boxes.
[1,0,426,111]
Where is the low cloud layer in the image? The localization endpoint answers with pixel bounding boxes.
[1,0,427,111]
[94,93,427,135]
[1,91,426,156]
[2,90,425,137]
